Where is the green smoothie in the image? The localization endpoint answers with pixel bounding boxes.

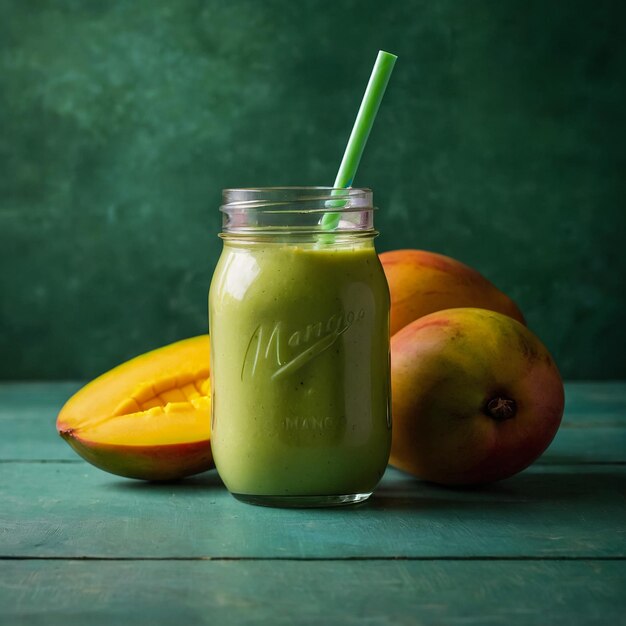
[209,241,390,500]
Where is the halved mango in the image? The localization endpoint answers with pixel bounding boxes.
[57,335,213,481]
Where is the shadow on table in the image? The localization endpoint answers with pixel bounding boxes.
[99,466,626,511]
[363,468,626,512]
[103,469,226,493]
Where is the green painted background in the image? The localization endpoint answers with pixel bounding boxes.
[1,0,624,380]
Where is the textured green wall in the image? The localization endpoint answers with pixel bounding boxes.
[1,0,624,379]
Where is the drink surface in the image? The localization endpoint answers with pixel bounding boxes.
[209,242,391,497]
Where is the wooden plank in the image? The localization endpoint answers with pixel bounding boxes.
[0,560,623,626]
[563,382,626,424]
[0,382,79,461]
[539,428,626,464]
[1,382,625,463]
[0,417,76,461]
[1,462,624,559]
[0,382,81,413]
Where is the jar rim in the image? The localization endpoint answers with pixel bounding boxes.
[223,186,371,191]
[221,187,373,212]
[220,187,376,237]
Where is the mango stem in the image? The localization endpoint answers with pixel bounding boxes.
[485,397,517,421]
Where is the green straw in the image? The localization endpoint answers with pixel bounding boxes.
[320,50,397,231]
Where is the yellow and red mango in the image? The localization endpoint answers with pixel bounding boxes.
[380,249,525,335]
[390,308,564,485]
[57,335,213,481]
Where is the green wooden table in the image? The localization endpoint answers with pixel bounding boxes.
[1,382,624,625]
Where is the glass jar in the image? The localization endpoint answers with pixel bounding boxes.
[209,187,390,507]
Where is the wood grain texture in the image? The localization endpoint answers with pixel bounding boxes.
[1,462,624,559]
[1,381,624,623]
[1,560,624,626]
[0,382,80,461]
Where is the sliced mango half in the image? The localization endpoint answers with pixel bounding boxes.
[56,335,213,481]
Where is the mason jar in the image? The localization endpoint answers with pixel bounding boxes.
[209,187,390,507]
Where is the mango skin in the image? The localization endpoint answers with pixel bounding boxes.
[390,308,564,485]
[380,249,525,336]
[57,336,213,481]
[63,437,212,482]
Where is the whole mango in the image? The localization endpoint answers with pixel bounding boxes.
[390,308,564,485]
[380,249,525,335]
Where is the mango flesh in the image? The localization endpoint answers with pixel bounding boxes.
[380,249,525,335]
[390,308,564,485]
[57,335,213,481]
